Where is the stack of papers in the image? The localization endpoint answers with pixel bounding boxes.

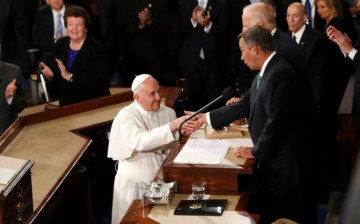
[174,139,231,164]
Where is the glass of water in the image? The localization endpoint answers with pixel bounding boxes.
[191,182,206,200]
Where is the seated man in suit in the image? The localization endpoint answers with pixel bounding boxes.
[34,0,69,58]
[187,25,318,224]
[34,0,70,100]
[0,43,26,135]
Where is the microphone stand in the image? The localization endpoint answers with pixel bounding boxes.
[178,95,224,144]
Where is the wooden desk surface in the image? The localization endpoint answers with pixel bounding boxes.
[121,193,259,224]
[121,126,258,223]
[1,101,128,209]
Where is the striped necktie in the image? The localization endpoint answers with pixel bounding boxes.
[56,13,63,37]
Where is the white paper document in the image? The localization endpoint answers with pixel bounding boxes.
[174,139,231,164]
[0,167,18,185]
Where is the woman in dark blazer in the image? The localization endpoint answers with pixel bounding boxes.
[40,5,110,106]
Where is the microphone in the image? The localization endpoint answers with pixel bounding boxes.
[178,86,234,144]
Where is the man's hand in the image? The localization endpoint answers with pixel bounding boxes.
[5,79,17,100]
[226,97,241,105]
[138,7,152,29]
[170,115,198,135]
[349,0,360,16]
[197,9,211,27]
[184,111,207,130]
[326,25,353,54]
[40,61,54,80]
[192,6,203,23]
[234,146,255,159]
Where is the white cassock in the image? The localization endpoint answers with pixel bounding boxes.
[107,101,177,224]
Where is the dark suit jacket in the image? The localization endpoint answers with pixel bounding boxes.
[353,51,360,69]
[0,0,10,17]
[115,0,171,77]
[273,28,316,108]
[210,53,315,191]
[177,0,229,75]
[0,62,26,134]
[322,17,353,112]
[295,26,326,106]
[50,35,110,106]
[351,51,360,142]
[33,4,70,57]
[273,0,325,31]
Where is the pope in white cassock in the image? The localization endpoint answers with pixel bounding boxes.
[107,74,193,224]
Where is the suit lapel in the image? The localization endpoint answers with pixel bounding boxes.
[299,26,310,47]
[248,54,279,123]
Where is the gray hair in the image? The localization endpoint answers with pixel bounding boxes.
[239,25,274,52]
[243,2,276,30]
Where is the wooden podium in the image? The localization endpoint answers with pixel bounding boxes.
[161,142,255,195]
[0,156,34,224]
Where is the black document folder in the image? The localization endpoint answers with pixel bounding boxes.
[174,199,228,216]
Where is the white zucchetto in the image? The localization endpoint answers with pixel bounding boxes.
[131,74,152,92]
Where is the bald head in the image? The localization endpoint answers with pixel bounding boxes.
[242,2,276,32]
[286,3,307,33]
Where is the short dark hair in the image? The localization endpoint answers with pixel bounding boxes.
[64,5,91,29]
[238,25,274,52]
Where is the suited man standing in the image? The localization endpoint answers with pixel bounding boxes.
[287,3,326,112]
[177,0,229,111]
[114,0,171,86]
[33,0,70,100]
[0,0,37,78]
[227,2,315,113]
[187,25,318,223]
[34,0,70,60]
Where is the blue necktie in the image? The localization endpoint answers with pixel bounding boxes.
[56,13,63,37]
[305,0,312,26]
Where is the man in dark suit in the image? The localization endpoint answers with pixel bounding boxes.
[327,25,360,145]
[227,2,314,110]
[114,0,171,86]
[287,2,326,108]
[227,0,258,95]
[0,44,26,135]
[273,0,324,31]
[0,0,37,78]
[188,25,318,223]
[34,0,70,100]
[34,0,69,60]
[177,0,229,111]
